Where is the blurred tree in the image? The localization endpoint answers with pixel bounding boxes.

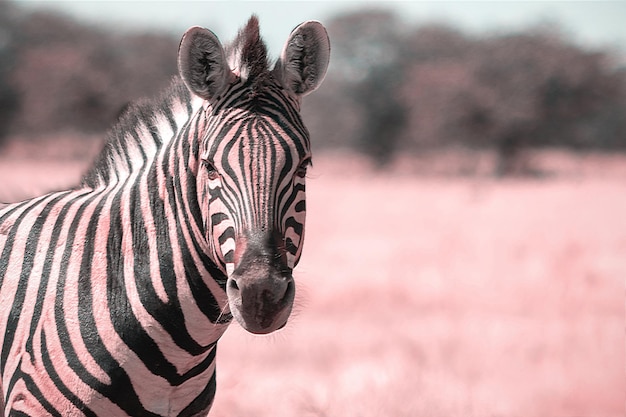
[456,32,626,174]
[399,25,475,148]
[324,10,409,166]
[2,3,625,170]
[396,24,626,174]
[0,0,20,144]
[6,7,177,137]
[301,76,361,153]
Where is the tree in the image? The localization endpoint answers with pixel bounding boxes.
[0,0,21,143]
[397,25,626,174]
[324,10,409,166]
[6,7,178,137]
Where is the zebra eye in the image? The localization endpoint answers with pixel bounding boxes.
[295,158,311,179]
[203,159,220,181]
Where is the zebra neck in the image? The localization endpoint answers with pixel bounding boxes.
[79,79,231,341]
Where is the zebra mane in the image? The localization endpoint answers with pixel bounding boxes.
[82,17,272,190]
[81,78,192,189]
[226,15,271,92]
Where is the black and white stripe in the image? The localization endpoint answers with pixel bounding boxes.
[0,16,329,416]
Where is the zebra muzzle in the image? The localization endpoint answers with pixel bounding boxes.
[225,232,296,334]
[226,268,295,334]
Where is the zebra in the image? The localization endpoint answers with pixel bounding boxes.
[0,16,330,416]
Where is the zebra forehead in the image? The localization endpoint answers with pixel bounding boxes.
[208,115,307,163]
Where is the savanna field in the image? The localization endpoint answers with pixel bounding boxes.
[0,144,624,417]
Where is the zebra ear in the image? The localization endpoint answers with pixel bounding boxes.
[178,26,233,101]
[274,21,330,97]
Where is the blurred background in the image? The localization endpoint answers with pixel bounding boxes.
[0,1,624,416]
[1,0,625,173]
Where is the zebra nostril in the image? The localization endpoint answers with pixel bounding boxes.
[228,278,239,292]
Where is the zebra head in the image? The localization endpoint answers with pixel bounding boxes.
[178,17,330,334]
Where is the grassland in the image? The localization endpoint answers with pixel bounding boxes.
[1,149,623,416]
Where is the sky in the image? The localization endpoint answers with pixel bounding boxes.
[13,1,626,59]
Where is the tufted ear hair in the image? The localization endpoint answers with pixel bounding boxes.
[274,21,330,97]
[178,26,233,101]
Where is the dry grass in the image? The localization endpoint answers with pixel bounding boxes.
[0,150,624,416]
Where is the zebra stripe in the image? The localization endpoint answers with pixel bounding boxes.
[0,16,329,416]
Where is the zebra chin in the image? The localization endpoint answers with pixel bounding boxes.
[225,261,296,334]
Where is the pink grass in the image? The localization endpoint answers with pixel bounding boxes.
[1,151,624,416]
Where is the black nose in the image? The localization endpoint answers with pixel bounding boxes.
[227,269,295,334]
[226,229,295,333]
